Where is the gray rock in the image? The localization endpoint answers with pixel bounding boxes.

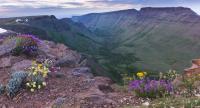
[55,56,76,67]
[52,97,66,108]
[0,57,11,68]
[55,97,66,105]
[71,67,93,78]
[55,54,80,67]
[11,60,32,71]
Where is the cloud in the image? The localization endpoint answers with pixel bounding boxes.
[0,0,139,9]
[0,0,199,18]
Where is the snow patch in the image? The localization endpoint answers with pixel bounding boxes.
[0,28,7,34]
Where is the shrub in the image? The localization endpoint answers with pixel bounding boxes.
[11,34,40,56]
[11,71,28,80]
[0,84,5,95]
[6,78,23,98]
[6,71,28,98]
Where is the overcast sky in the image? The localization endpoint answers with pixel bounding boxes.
[0,0,200,18]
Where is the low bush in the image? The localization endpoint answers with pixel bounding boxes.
[6,71,28,98]
[11,34,40,56]
[0,84,5,95]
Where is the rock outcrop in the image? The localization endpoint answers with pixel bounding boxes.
[184,59,200,76]
[0,34,137,108]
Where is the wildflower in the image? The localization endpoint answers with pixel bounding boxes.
[33,72,37,76]
[31,66,35,69]
[38,64,43,69]
[32,84,36,88]
[43,73,47,78]
[42,82,47,86]
[26,83,30,87]
[137,72,146,78]
[30,88,35,92]
[38,85,41,89]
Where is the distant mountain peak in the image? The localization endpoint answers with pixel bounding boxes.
[140,7,197,15]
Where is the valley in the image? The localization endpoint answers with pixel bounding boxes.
[1,7,200,82]
[72,7,200,77]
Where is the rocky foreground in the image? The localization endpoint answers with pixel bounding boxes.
[0,34,142,108]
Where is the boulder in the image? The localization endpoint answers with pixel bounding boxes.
[71,67,93,78]
[0,57,11,68]
[94,77,113,86]
[55,55,80,67]
[184,59,200,76]
[51,97,66,108]
[76,87,117,108]
[11,60,32,71]
[38,40,81,67]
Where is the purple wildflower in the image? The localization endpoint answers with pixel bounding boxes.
[129,79,174,98]
[16,34,42,44]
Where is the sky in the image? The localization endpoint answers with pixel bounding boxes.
[0,0,200,18]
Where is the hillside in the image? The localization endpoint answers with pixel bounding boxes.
[72,7,200,73]
[0,15,100,54]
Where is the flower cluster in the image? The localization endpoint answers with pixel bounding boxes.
[159,70,178,81]
[26,61,50,92]
[129,79,173,98]
[12,34,40,56]
[136,71,147,79]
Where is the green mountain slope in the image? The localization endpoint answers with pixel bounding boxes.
[72,7,200,73]
[0,15,100,54]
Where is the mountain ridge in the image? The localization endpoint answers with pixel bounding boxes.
[72,7,200,74]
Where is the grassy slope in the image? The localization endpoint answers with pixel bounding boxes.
[72,8,200,75]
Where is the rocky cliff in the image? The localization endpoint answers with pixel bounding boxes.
[0,33,141,108]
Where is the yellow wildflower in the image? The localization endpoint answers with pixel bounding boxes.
[33,84,36,88]
[38,64,43,69]
[137,72,146,78]
[33,72,37,76]
[42,73,47,77]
